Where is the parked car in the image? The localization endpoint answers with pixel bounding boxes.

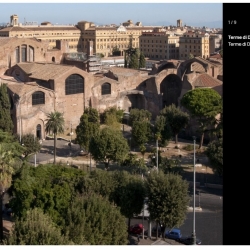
[179,236,202,245]
[128,224,143,235]
[165,228,182,241]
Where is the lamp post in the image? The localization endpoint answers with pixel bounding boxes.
[192,136,196,245]
[34,134,37,167]
[156,138,159,173]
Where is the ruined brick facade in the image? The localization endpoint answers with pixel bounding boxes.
[0,37,222,140]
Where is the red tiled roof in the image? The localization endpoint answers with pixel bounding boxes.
[192,73,222,88]
[17,62,76,81]
[210,54,222,59]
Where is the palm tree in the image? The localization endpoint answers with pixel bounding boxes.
[45,111,65,164]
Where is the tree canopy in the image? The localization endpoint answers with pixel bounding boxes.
[129,108,152,126]
[154,115,172,147]
[102,106,124,129]
[75,113,100,152]
[83,107,99,123]
[160,104,189,144]
[0,83,14,133]
[139,51,146,68]
[64,194,128,245]
[89,127,129,169]
[9,164,87,224]
[20,133,41,158]
[5,208,73,245]
[180,88,222,148]
[205,138,223,177]
[146,171,189,235]
[111,171,146,227]
[132,120,152,147]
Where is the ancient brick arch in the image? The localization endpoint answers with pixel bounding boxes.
[179,57,210,79]
[160,74,182,109]
[119,90,146,112]
[157,62,176,73]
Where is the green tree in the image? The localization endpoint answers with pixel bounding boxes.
[129,53,139,69]
[89,127,129,169]
[5,208,73,245]
[124,36,142,69]
[0,130,24,162]
[83,169,116,199]
[132,121,152,147]
[129,108,152,126]
[45,111,65,164]
[205,138,223,177]
[161,104,190,144]
[0,83,13,133]
[83,107,99,123]
[20,133,41,158]
[64,194,128,245]
[139,144,146,159]
[146,171,189,239]
[154,115,172,147]
[139,51,146,68]
[102,106,124,129]
[0,130,24,241]
[0,144,16,242]
[9,164,87,225]
[111,171,146,228]
[75,113,100,152]
[181,88,222,148]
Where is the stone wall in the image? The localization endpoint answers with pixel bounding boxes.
[0,37,69,69]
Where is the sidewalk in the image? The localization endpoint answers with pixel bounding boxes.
[128,235,183,245]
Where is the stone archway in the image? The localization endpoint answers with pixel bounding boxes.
[160,74,182,109]
[122,93,146,112]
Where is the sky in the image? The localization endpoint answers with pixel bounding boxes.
[0,2,222,28]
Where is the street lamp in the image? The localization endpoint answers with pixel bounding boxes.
[156,138,159,173]
[34,134,37,167]
[191,136,196,245]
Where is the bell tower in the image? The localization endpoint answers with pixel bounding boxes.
[10,14,19,27]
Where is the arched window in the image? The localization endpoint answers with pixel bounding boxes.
[101,82,111,95]
[21,45,27,62]
[52,57,55,62]
[65,74,84,95]
[32,91,45,105]
[29,46,34,62]
[16,47,20,63]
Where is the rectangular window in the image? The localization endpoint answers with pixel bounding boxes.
[21,46,27,62]
[16,47,20,63]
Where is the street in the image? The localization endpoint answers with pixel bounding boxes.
[28,138,223,245]
[28,138,81,165]
[131,190,223,245]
